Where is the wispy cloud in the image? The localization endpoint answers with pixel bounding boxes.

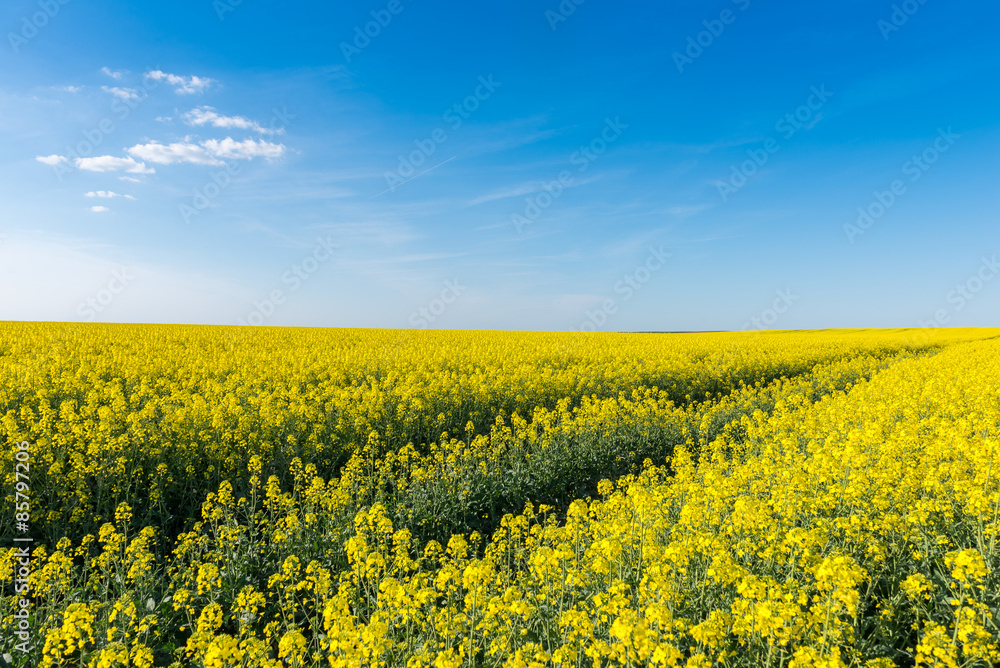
[85,191,136,200]
[658,204,713,218]
[471,173,604,221]
[182,106,282,134]
[102,86,141,102]
[390,252,468,263]
[314,220,418,247]
[90,205,110,213]
[75,156,155,174]
[467,128,561,157]
[469,182,546,205]
[100,67,125,80]
[144,70,214,94]
[36,154,67,166]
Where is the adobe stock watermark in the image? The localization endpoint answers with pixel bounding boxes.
[717,84,833,202]
[843,127,959,244]
[213,0,246,20]
[9,439,33,658]
[878,0,930,41]
[742,289,799,330]
[512,117,628,233]
[716,84,833,202]
[76,267,136,321]
[673,0,751,74]
[409,279,466,328]
[8,0,71,54]
[42,72,163,182]
[179,161,241,223]
[916,255,999,328]
[340,0,413,63]
[380,75,500,193]
[579,246,670,331]
[238,236,338,325]
[545,0,586,31]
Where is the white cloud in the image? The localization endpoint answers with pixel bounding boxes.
[120,137,285,166]
[90,206,110,213]
[182,106,281,134]
[36,154,67,166]
[101,67,125,80]
[85,191,135,200]
[102,86,141,102]
[119,176,143,183]
[127,141,223,166]
[58,85,83,93]
[75,156,155,174]
[62,135,285,176]
[144,70,214,94]
[201,137,285,160]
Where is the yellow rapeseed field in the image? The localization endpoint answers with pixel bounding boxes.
[2,323,999,666]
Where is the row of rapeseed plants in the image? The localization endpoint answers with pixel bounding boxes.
[1,323,998,666]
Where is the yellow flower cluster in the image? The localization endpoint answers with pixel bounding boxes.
[1,324,999,666]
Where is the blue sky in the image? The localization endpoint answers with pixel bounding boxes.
[1,0,998,331]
